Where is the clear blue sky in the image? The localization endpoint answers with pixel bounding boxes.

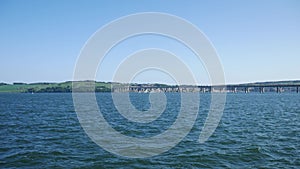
[1,0,299,84]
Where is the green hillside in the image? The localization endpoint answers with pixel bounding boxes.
[0,81,112,93]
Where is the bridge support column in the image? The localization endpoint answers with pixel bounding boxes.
[244,87,250,93]
[260,87,265,93]
[297,86,299,93]
[276,87,281,93]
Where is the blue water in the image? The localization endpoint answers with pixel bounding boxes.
[0,93,299,168]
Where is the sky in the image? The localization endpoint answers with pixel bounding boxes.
[0,0,299,85]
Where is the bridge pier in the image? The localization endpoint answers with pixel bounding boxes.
[259,87,265,93]
[208,86,212,93]
[297,86,299,93]
[276,87,282,93]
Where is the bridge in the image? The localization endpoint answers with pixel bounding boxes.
[226,84,299,93]
[112,84,300,93]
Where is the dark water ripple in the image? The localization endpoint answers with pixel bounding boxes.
[0,93,299,168]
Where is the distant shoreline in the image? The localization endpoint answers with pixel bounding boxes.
[0,80,300,93]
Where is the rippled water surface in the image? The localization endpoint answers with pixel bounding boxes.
[0,93,299,168]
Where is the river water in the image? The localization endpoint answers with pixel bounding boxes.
[0,93,299,168]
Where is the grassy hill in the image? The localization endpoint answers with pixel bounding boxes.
[0,81,112,93]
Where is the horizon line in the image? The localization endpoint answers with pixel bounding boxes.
[1,79,300,86]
